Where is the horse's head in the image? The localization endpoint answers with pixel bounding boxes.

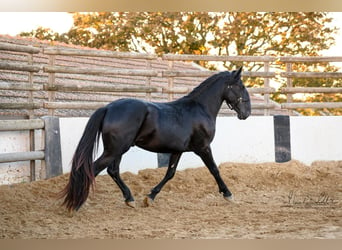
[224,67,251,120]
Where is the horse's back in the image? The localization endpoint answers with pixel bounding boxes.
[133,101,192,152]
[104,98,148,122]
[134,99,214,152]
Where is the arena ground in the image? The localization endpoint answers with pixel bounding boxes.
[0,160,341,239]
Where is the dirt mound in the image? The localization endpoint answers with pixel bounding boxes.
[0,160,341,239]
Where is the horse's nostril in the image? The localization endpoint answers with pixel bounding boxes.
[238,113,249,120]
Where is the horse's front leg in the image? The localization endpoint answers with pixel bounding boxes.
[144,152,182,206]
[195,147,234,202]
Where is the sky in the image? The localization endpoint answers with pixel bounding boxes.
[0,12,342,57]
[0,12,74,35]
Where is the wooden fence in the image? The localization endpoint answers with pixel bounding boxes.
[279,56,342,112]
[1,41,342,183]
[0,117,62,182]
[0,119,44,181]
[1,41,342,117]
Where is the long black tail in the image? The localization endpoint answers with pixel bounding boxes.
[60,107,107,212]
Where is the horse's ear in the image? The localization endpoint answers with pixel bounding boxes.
[234,67,243,79]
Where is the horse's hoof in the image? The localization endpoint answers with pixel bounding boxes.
[125,200,136,208]
[143,196,154,207]
[224,194,235,203]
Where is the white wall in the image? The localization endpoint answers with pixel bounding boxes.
[0,130,43,184]
[177,116,275,170]
[2,116,341,184]
[59,117,157,175]
[290,116,342,165]
[59,116,276,174]
[59,116,342,174]
[0,131,30,184]
[212,116,275,164]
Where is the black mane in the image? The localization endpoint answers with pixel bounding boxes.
[184,71,231,100]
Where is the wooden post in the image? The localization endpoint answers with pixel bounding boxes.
[27,51,34,118]
[263,61,270,116]
[48,55,56,116]
[146,60,152,101]
[286,63,293,115]
[28,49,36,181]
[274,115,291,163]
[42,116,63,179]
[167,61,174,101]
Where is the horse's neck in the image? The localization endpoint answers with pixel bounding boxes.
[189,82,225,118]
[201,93,224,118]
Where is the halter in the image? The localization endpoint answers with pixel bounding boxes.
[226,85,248,111]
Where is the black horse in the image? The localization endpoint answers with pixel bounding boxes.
[60,68,251,211]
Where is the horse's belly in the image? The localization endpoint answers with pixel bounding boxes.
[135,131,189,153]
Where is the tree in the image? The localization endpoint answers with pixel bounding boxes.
[21,12,338,68]
[209,12,337,69]
[20,12,341,114]
[134,12,221,68]
[21,12,337,58]
[213,12,336,56]
[60,12,139,51]
[20,27,69,44]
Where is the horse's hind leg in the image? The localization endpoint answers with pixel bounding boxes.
[93,152,114,177]
[107,155,135,208]
[144,152,182,207]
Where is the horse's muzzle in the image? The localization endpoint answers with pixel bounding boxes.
[237,111,250,120]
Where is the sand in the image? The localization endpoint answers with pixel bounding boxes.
[0,160,341,239]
